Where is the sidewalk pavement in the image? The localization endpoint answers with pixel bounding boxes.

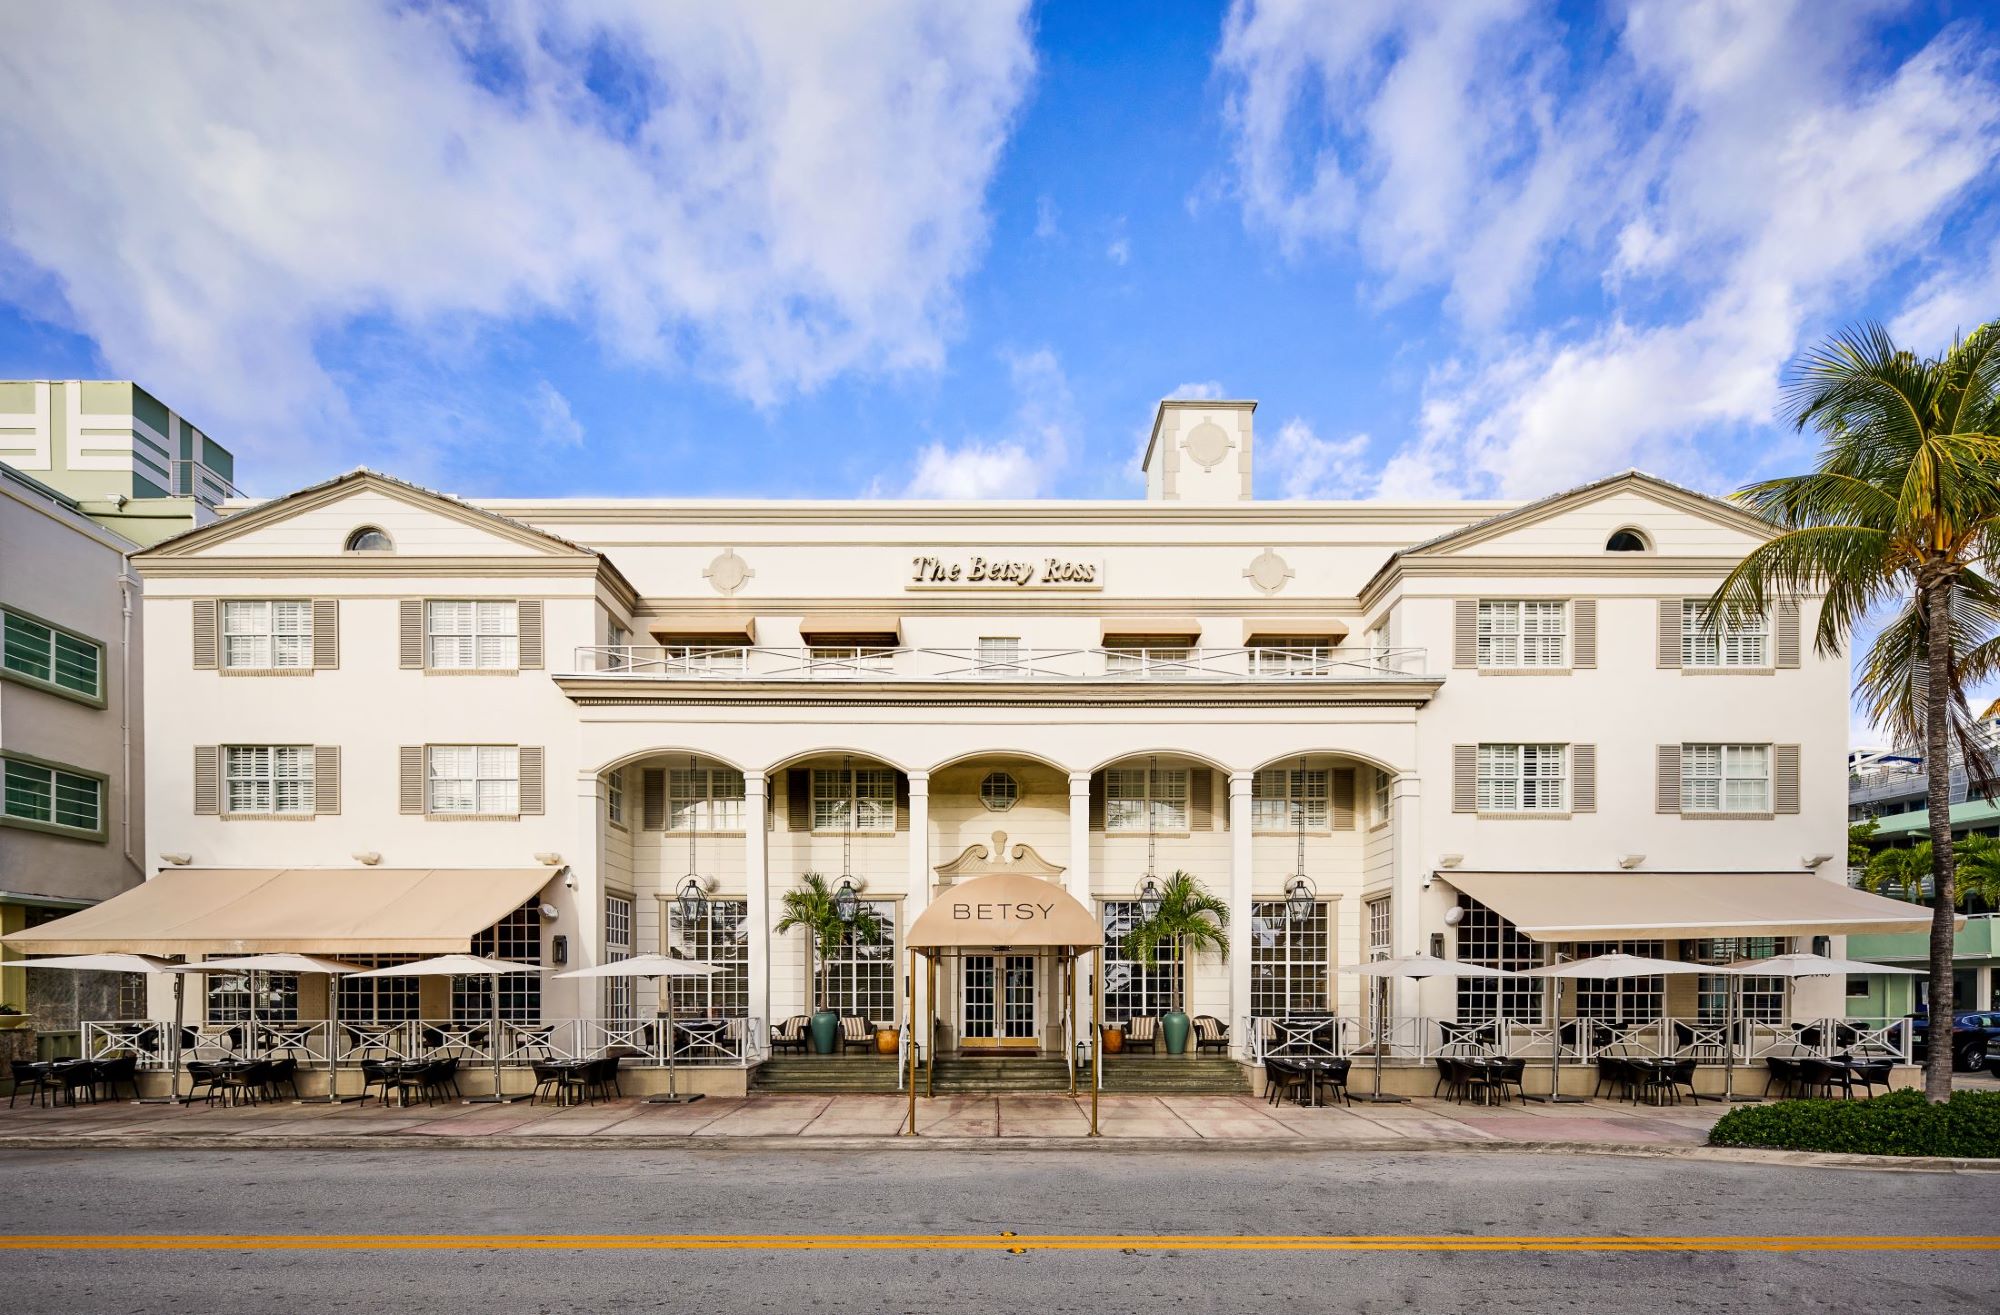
[0,1090,1728,1149]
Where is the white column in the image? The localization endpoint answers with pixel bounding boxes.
[1067,771,1093,909]
[1390,772,1424,1021]
[1228,770,1254,1058]
[744,773,770,1032]
[567,772,604,1025]
[906,771,930,1033]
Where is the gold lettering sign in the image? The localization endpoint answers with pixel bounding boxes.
[950,901,1059,922]
[907,554,1103,590]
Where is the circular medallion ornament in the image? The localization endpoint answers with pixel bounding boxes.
[703,548,754,597]
[1183,419,1231,468]
[1243,548,1294,595]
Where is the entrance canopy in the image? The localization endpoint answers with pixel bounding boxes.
[0,867,554,956]
[1443,870,1942,942]
[907,873,1101,952]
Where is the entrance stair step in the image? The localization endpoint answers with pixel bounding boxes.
[751,1057,900,1094]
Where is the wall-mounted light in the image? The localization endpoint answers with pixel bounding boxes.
[352,851,382,866]
[1802,854,1834,871]
[1437,854,1463,869]
[535,852,564,866]
[1617,854,1645,870]
[159,853,192,866]
[1443,906,1465,928]
[538,902,560,921]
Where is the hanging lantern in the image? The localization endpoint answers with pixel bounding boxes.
[1285,876,1317,922]
[835,878,860,924]
[676,876,708,927]
[1137,877,1163,923]
[1287,756,1314,921]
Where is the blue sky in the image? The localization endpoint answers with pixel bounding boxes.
[1,0,1998,508]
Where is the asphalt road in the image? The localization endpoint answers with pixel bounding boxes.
[0,1147,1993,1314]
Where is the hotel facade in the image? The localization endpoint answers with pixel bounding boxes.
[17,399,1931,1095]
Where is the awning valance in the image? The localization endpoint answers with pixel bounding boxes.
[907,872,1101,952]
[1099,617,1201,641]
[649,617,756,644]
[798,613,902,642]
[1441,870,1942,942]
[0,868,555,956]
[1242,618,1350,643]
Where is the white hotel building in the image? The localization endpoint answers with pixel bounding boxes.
[17,398,1931,1096]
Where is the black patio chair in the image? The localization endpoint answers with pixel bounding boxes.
[215,1062,265,1107]
[1593,1056,1633,1101]
[183,1060,224,1106]
[1192,1016,1230,1054]
[769,1015,809,1054]
[95,1055,141,1101]
[1124,1015,1159,1054]
[1851,1058,1894,1098]
[1660,1058,1702,1105]
[1798,1057,1854,1100]
[1312,1058,1352,1107]
[1432,1057,1458,1099]
[1762,1056,1799,1099]
[433,1056,464,1100]
[261,1056,300,1101]
[358,1059,398,1107]
[586,1056,621,1102]
[531,1061,589,1108]
[839,1016,875,1056]
[1264,1060,1310,1106]
[8,1061,52,1109]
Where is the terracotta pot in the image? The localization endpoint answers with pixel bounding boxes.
[1102,1026,1124,1054]
[876,1028,899,1055]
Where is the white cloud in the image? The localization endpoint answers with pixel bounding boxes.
[1892,236,2000,349]
[531,380,584,448]
[902,347,1074,498]
[1263,418,1370,499]
[1106,237,1131,266]
[0,3,1035,484]
[1034,194,1060,240]
[1221,0,2000,498]
[1167,380,1226,400]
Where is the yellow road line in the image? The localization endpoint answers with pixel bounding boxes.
[1,1234,1996,1253]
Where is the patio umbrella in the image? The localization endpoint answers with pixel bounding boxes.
[1526,952,1706,1105]
[10,955,181,1104]
[553,954,721,1104]
[1715,952,1925,1103]
[350,955,541,1104]
[1337,955,1524,1104]
[176,955,366,1103]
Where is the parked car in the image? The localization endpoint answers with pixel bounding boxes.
[1910,1012,2000,1070]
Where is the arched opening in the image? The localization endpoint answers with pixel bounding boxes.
[343,525,394,553]
[1605,527,1650,552]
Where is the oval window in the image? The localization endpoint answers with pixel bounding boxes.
[980,772,1019,812]
[344,526,394,553]
[1605,529,1648,552]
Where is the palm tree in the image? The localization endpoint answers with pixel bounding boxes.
[1709,321,2000,1100]
[774,872,885,1013]
[1126,871,1230,1015]
[1861,835,2000,910]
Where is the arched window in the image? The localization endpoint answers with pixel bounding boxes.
[1605,529,1649,553]
[344,526,394,553]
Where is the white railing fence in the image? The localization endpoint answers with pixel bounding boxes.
[1241,1015,1912,1065]
[567,644,1431,683]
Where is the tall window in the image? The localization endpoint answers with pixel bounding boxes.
[454,903,540,1024]
[2,607,102,697]
[220,600,311,670]
[426,600,518,669]
[206,969,299,1024]
[604,894,633,1022]
[1456,899,1543,1022]
[1372,769,1393,825]
[812,766,895,832]
[1250,901,1329,1016]
[1682,744,1771,813]
[1682,600,1766,667]
[224,746,314,815]
[1104,766,1189,832]
[1476,744,1566,812]
[822,899,898,1023]
[605,769,625,825]
[667,900,749,1017]
[1101,901,1181,1024]
[1366,897,1392,1023]
[671,766,746,830]
[975,636,1021,677]
[427,746,519,815]
[2,756,102,836]
[1247,639,1333,677]
[1252,766,1328,830]
[1572,941,1666,1022]
[1693,938,1785,1023]
[337,955,420,1024]
[1477,600,1566,667]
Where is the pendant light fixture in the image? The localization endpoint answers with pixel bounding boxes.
[675,754,708,927]
[1285,755,1316,922]
[836,755,860,923]
[1137,754,1163,921]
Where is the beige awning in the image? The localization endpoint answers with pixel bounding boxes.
[1100,617,1201,640]
[798,613,902,642]
[649,617,756,643]
[0,868,554,956]
[907,872,1102,952]
[1441,870,1943,942]
[1242,618,1350,643]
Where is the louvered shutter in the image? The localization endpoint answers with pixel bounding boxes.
[1656,599,1682,668]
[400,746,425,814]
[1451,746,1477,813]
[518,600,544,669]
[311,599,339,669]
[399,600,425,669]
[1775,600,1800,669]
[518,747,545,815]
[1453,600,1478,668]
[643,769,666,830]
[193,746,220,815]
[1189,769,1213,830]
[1331,768,1357,829]
[1571,599,1596,669]
[1089,773,1105,830]
[787,769,812,831]
[1774,744,1801,814]
[1655,745,1682,814]
[313,746,340,814]
[192,600,218,670]
[895,773,911,831]
[1571,745,1596,813]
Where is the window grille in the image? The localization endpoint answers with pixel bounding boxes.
[1682,600,1766,667]
[337,955,420,1024]
[1455,898,1543,1022]
[1692,938,1785,1023]
[221,600,311,670]
[1476,600,1566,667]
[427,745,518,815]
[1681,744,1771,813]
[1104,766,1188,832]
[3,757,102,833]
[811,766,895,832]
[453,902,541,1024]
[669,767,745,831]
[1475,744,1566,812]
[604,894,634,1021]
[1250,901,1329,1016]
[2,607,103,695]
[1571,941,1666,1022]
[1101,900,1182,1024]
[821,899,898,1023]
[206,970,299,1024]
[426,600,518,669]
[224,746,314,814]
[666,900,749,1017]
[1251,767,1328,830]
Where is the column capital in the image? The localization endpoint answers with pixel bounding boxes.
[744,773,769,798]
[1068,770,1093,793]
[906,770,930,791]
[1228,770,1256,793]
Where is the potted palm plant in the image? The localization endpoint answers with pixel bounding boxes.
[1126,871,1229,1055]
[775,872,885,1054]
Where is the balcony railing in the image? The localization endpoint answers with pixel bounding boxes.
[566,644,1430,683]
[1242,1015,1911,1064]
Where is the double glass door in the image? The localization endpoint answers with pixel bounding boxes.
[963,954,1037,1048]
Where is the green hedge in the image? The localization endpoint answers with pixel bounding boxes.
[1707,1089,2000,1157]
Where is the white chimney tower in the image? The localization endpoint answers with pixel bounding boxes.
[1141,399,1256,502]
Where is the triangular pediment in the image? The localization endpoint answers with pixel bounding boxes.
[1406,471,1775,559]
